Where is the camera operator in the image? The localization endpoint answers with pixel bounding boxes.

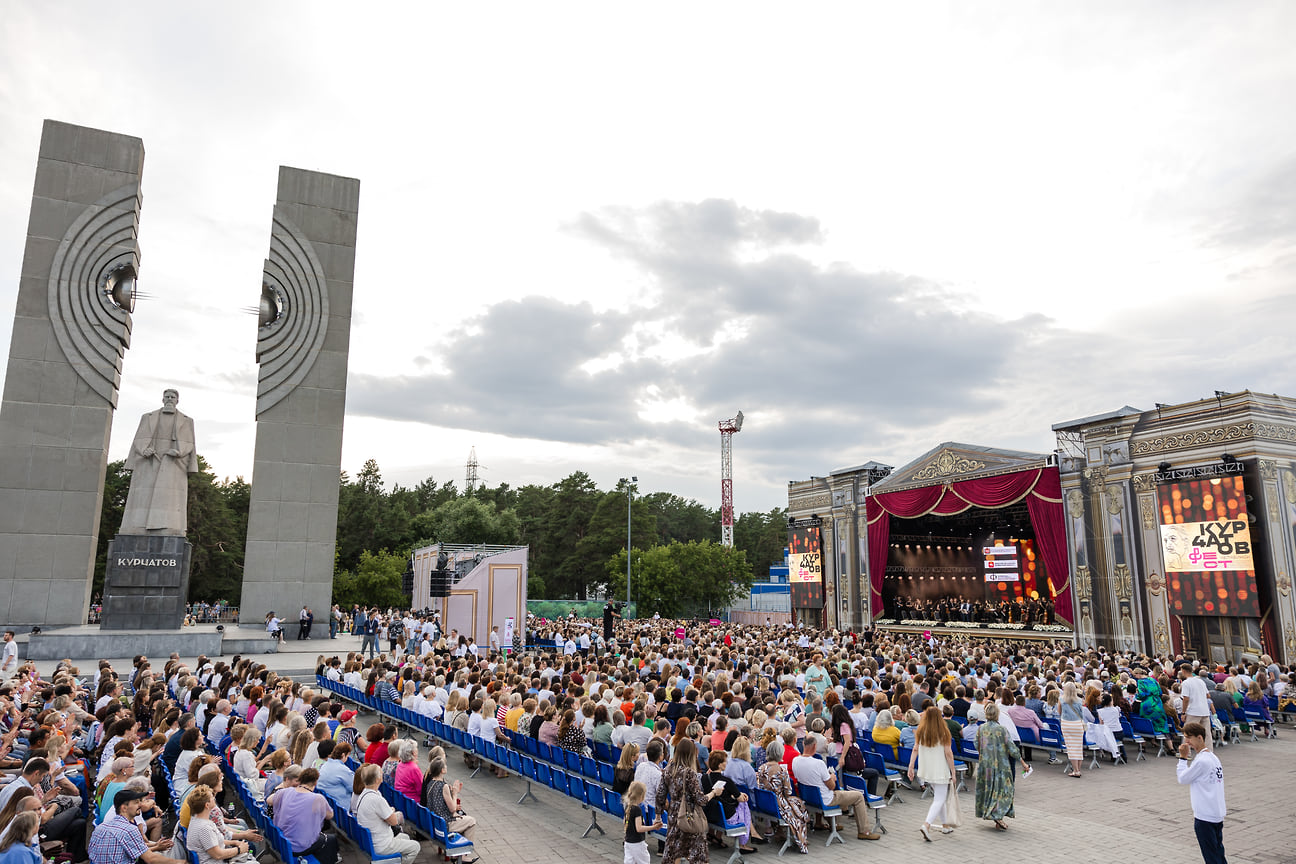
[603,601,622,649]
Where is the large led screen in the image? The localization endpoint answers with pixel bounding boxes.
[788,524,824,609]
[1158,474,1259,617]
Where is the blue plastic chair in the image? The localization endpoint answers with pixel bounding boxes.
[587,782,608,813]
[430,812,474,859]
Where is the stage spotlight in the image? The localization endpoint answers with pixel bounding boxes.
[30,626,40,635]
[1158,462,1172,473]
[788,516,796,526]
[216,624,225,632]
[1247,513,1258,525]
[810,513,819,520]
[1221,453,1241,469]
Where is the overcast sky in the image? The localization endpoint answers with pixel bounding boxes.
[2,2,1294,514]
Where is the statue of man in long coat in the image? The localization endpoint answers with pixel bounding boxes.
[119,388,199,535]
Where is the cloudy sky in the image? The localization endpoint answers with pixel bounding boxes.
[2,3,1294,514]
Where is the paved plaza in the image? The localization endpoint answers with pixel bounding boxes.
[34,636,1296,864]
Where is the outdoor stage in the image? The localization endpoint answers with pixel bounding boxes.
[864,443,1076,633]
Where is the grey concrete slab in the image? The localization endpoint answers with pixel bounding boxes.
[0,120,143,628]
[241,167,358,627]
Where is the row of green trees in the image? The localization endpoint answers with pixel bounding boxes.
[94,457,789,614]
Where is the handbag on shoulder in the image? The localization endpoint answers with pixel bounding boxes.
[673,791,707,835]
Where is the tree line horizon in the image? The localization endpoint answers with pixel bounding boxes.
[93,456,788,617]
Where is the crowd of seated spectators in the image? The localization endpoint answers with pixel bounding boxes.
[1,612,1290,864]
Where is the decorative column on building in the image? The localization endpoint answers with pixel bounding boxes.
[1263,462,1296,661]
[1080,459,1140,652]
[820,515,836,631]
[1133,471,1176,658]
[842,497,859,630]
[1095,443,1141,652]
[1059,460,1095,647]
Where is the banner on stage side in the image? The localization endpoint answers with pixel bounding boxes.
[1158,474,1259,617]
[787,524,824,609]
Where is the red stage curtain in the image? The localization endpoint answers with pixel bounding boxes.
[947,469,1042,509]
[866,497,890,612]
[1024,468,1073,625]
[871,484,947,518]
[866,466,1073,626]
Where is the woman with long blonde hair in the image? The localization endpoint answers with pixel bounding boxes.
[1059,682,1086,777]
[613,743,639,793]
[907,706,956,842]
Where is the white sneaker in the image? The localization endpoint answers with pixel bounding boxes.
[1022,765,1033,778]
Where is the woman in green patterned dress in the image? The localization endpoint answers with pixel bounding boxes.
[974,703,1020,830]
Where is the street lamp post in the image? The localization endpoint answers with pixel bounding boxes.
[623,476,637,608]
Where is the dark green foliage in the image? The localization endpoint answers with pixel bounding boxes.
[331,549,410,608]
[605,540,755,619]
[94,454,788,611]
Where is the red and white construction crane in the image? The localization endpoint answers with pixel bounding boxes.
[718,411,744,547]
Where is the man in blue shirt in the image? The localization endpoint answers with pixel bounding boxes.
[361,614,380,659]
[89,789,173,864]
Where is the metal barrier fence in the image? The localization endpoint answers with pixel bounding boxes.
[86,604,241,624]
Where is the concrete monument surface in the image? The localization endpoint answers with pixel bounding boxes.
[119,388,198,534]
[239,167,359,635]
[0,120,143,627]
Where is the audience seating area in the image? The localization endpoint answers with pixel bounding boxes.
[316,676,898,862]
[178,690,473,864]
[307,674,1292,861]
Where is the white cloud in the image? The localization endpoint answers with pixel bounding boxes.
[1,2,1294,514]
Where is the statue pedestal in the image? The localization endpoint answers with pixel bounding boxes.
[101,534,192,630]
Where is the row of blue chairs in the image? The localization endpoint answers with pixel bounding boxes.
[379,779,475,860]
[317,675,889,858]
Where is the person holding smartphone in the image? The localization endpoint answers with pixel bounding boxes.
[702,751,760,854]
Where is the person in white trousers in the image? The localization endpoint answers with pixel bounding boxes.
[908,706,958,842]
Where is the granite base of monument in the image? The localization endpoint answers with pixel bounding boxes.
[101,535,192,630]
[21,624,278,661]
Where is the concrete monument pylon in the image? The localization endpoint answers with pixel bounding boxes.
[0,120,144,627]
[239,167,359,635]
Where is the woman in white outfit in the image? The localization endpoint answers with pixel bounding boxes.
[907,706,957,842]
[351,764,420,864]
[1082,684,1121,760]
